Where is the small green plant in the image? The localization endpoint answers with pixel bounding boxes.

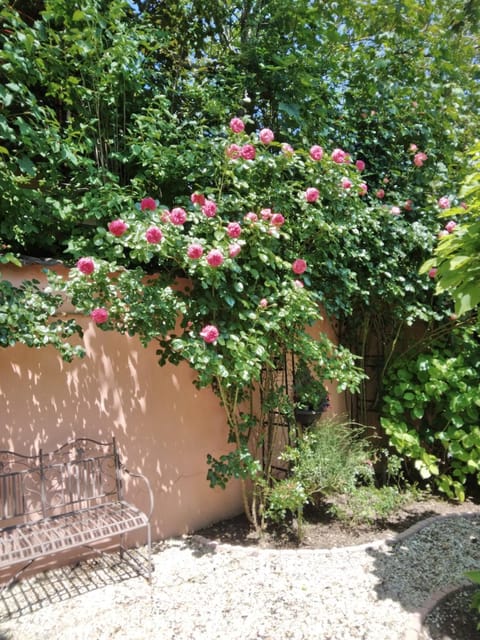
[264,420,422,532]
[264,417,375,532]
[283,418,375,498]
[465,570,480,629]
[264,478,308,538]
[328,484,419,527]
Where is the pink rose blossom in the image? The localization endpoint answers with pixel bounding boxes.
[281,143,294,155]
[359,183,368,196]
[428,267,438,279]
[383,177,389,184]
[271,213,285,226]
[244,212,258,223]
[413,152,427,167]
[90,307,108,324]
[226,144,241,159]
[292,258,307,275]
[229,243,242,258]
[445,220,457,233]
[187,243,204,259]
[309,145,323,161]
[200,324,219,344]
[191,192,206,206]
[227,222,242,238]
[404,199,413,211]
[438,196,450,210]
[108,219,128,237]
[140,197,157,211]
[206,249,224,267]
[259,128,274,144]
[259,298,268,308]
[355,159,366,171]
[240,144,256,160]
[409,143,418,152]
[341,177,352,190]
[169,207,187,225]
[376,189,385,199]
[160,210,170,223]
[305,187,320,203]
[293,279,304,288]
[390,206,401,216]
[145,226,163,244]
[202,199,217,218]
[331,148,347,164]
[77,257,95,275]
[438,229,449,238]
[261,208,272,220]
[229,117,245,133]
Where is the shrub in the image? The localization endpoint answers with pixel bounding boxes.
[283,418,375,499]
[328,484,419,527]
[264,418,375,531]
[381,319,480,501]
[266,420,422,531]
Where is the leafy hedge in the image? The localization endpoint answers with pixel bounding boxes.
[381,320,480,501]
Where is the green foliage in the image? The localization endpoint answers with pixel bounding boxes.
[328,484,419,527]
[51,124,367,524]
[0,0,172,256]
[264,478,308,525]
[0,272,83,361]
[281,418,375,500]
[266,422,420,529]
[293,360,329,412]
[422,144,480,317]
[3,0,480,526]
[465,570,480,629]
[381,320,480,501]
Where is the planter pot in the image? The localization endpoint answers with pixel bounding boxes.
[294,408,323,427]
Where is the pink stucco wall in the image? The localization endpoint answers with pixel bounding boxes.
[0,263,347,545]
[0,263,244,542]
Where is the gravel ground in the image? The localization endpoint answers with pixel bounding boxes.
[0,514,479,640]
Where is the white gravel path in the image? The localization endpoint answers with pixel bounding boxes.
[0,514,479,640]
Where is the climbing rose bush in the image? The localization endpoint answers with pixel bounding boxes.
[58,116,441,523]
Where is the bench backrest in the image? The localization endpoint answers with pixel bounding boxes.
[0,438,122,524]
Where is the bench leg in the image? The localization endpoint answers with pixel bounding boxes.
[119,525,152,582]
[146,522,152,583]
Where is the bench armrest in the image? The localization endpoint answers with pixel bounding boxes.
[119,465,154,520]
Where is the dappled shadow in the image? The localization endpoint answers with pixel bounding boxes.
[366,514,480,635]
[0,549,151,622]
[372,508,448,535]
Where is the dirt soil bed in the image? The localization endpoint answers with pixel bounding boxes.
[196,495,479,549]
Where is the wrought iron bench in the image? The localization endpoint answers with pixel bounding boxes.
[0,437,153,592]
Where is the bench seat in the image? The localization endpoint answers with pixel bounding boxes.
[0,501,149,568]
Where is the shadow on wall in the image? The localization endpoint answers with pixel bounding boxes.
[0,318,243,540]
